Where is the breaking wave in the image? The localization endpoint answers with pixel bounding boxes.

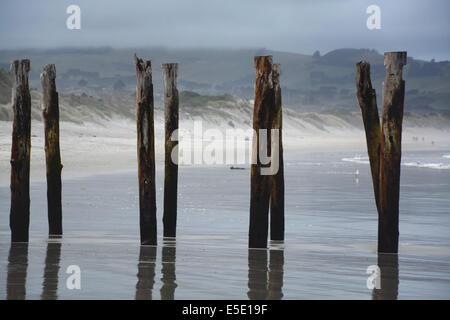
[342,155,450,170]
[341,155,370,165]
[403,162,450,170]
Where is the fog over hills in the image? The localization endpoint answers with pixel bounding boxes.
[0,47,449,132]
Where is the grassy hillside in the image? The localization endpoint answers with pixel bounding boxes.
[0,89,136,123]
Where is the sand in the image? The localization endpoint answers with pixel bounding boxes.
[1,118,449,185]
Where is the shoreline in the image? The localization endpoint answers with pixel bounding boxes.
[1,119,449,184]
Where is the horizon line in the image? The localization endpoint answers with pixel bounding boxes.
[0,46,447,63]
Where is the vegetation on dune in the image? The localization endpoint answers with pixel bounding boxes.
[0,69,12,104]
[180,91,235,108]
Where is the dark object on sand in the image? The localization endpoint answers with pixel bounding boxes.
[134,54,157,245]
[249,56,285,249]
[10,60,31,243]
[162,63,179,238]
[270,64,285,242]
[41,64,63,236]
[356,52,407,253]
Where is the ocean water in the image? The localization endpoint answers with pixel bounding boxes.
[0,150,449,299]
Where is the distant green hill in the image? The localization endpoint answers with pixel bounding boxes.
[0,47,449,115]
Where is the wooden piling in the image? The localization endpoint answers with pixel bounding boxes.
[162,63,179,238]
[10,60,31,243]
[378,52,407,253]
[41,64,63,236]
[249,56,273,248]
[356,61,381,211]
[356,52,406,254]
[270,64,285,241]
[134,54,157,245]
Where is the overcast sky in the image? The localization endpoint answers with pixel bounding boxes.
[0,0,449,61]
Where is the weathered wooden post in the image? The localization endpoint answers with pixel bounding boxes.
[10,60,31,243]
[379,52,406,253]
[134,54,157,245]
[41,64,63,236]
[162,63,179,238]
[249,56,273,248]
[356,61,381,211]
[270,64,285,241]
[356,52,406,253]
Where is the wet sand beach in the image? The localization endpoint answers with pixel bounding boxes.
[0,151,449,299]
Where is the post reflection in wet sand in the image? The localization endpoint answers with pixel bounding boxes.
[247,248,284,300]
[160,239,177,300]
[6,243,29,300]
[372,253,399,300]
[268,249,284,299]
[135,245,157,300]
[41,238,62,300]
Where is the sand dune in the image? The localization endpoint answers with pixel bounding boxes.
[1,91,449,184]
